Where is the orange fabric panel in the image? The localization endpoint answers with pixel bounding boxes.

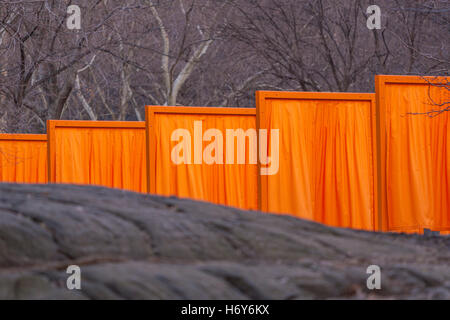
[257,92,376,231]
[0,135,47,183]
[147,107,258,210]
[377,76,449,233]
[48,121,147,193]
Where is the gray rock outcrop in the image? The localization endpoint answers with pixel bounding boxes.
[0,184,448,299]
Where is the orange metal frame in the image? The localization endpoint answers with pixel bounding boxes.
[47,120,145,183]
[145,106,256,194]
[0,134,47,142]
[255,91,379,229]
[375,75,449,232]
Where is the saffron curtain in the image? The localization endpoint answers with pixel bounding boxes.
[258,93,376,231]
[149,108,258,210]
[2,78,447,235]
[379,76,449,233]
[0,135,47,183]
[49,122,147,193]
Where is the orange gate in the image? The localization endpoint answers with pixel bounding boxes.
[47,120,147,192]
[376,75,449,233]
[256,91,377,231]
[146,106,257,210]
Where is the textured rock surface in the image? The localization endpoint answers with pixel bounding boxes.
[0,183,448,299]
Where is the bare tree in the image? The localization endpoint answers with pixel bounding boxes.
[0,0,141,130]
[0,0,448,133]
[225,0,449,93]
[225,0,382,92]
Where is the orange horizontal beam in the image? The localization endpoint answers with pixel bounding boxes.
[0,134,47,141]
[146,106,256,116]
[48,120,145,129]
[376,75,449,85]
[256,91,375,102]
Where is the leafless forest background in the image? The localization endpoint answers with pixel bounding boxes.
[0,0,448,133]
